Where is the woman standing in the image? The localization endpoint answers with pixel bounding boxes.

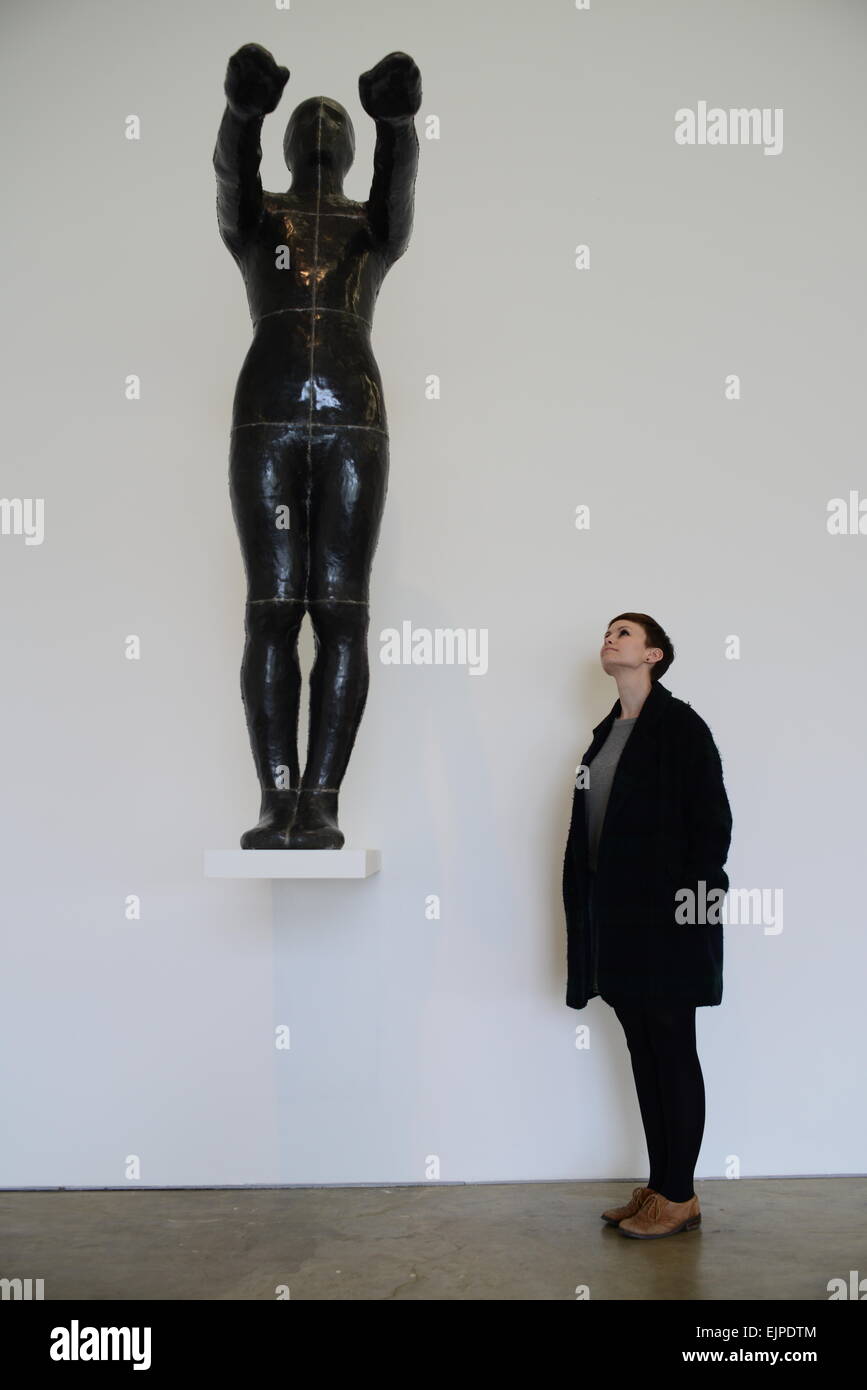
[562,613,733,1239]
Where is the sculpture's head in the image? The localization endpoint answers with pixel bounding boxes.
[284,97,355,186]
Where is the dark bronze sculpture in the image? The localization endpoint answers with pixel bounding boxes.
[213,44,421,849]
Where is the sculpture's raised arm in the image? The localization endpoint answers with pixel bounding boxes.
[359,52,421,264]
[214,43,289,258]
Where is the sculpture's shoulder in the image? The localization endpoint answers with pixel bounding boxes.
[322,194,367,220]
[261,192,295,219]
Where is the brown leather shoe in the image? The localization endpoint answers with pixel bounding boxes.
[618,1191,701,1238]
[600,1185,655,1225]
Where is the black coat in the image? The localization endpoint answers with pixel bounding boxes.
[562,680,733,1009]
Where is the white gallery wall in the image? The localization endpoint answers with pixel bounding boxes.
[1,0,865,1186]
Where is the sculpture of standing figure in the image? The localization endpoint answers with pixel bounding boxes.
[213,44,421,848]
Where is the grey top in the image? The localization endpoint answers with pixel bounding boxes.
[584,716,637,871]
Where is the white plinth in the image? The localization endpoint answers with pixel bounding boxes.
[204,849,381,879]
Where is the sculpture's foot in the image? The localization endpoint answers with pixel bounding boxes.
[240,789,299,849]
[287,789,344,849]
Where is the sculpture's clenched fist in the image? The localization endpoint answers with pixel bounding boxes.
[359,52,421,122]
[224,42,290,119]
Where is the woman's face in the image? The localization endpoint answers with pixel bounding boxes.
[600,620,658,675]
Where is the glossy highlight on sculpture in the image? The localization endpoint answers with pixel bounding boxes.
[213,43,421,849]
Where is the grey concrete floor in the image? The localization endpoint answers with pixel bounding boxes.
[1,1178,863,1300]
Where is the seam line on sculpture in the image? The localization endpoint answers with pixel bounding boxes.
[302,101,323,610]
[247,596,369,605]
[268,206,364,220]
[231,422,387,434]
[254,307,372,329]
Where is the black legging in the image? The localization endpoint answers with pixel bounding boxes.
[609,998,706,1204]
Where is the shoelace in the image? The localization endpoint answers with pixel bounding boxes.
[640,1193,664,1221]
[624,1186,649,1211]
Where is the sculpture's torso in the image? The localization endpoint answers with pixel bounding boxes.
[231,191,391,435]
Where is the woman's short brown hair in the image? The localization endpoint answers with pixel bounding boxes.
[608,612,674,682]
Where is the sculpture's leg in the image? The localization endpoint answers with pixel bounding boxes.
[291,598,371,848]
[290,427,389,849]
[238,597,306,846]
[229,424,309,848]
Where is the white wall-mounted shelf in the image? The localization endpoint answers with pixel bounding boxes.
[203,849,381,879]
